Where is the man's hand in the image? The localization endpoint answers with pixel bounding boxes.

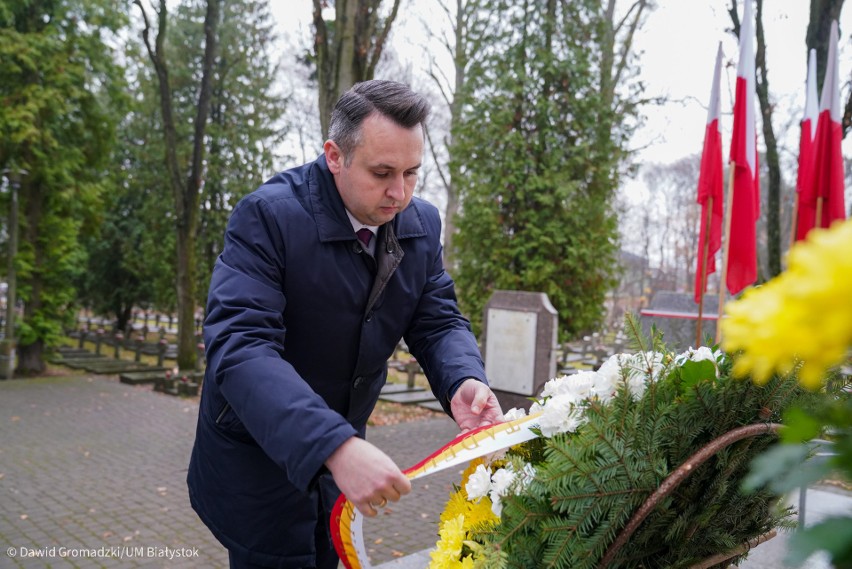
[450,378,504,433]
[325,437,411,517]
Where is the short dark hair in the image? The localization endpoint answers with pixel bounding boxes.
[328,80,430,165]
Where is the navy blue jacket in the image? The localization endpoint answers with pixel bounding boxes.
[187,155,486,567]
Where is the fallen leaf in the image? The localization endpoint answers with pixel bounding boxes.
[391,550,405,558]
[373,538,383,545]
[102,531,113,539]
[20,514,28,520]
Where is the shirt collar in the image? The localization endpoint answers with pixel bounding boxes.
[344,209,378,238]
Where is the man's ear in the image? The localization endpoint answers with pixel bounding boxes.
[324,140,343,174]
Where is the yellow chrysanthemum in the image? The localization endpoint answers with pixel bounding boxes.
[440,487,471,525]
[430,514,466,568]
[722,219,852,389]
[465,493,499,527]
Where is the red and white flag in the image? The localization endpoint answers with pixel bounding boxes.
[794,49,819,241]
[694,43,724,304]
[802,20,846,235]
[726,0,759,295]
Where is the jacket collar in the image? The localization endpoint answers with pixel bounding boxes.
[309,154,427,243]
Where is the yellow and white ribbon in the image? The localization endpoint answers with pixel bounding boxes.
[331,413,542,568]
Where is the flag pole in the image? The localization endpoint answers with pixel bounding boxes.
[695,195,714,347]
[815,196,824,231]
[789,195,799,249]
[715,162,736,344]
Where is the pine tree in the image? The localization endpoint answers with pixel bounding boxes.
[451,0,645,339]
[0,0,127,373]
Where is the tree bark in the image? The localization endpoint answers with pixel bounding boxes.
[755,0,781,278]
[135,0,221,371]
[312,0,402,139]
[18,177,45,375]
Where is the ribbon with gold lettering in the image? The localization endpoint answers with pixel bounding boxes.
[330,413,542,569]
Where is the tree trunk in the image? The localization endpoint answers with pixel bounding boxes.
[312,0,402,139]
[19,177,46,376]
[136,0,221,371]
[755,0,782,278]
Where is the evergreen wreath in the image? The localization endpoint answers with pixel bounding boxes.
[431,318,818,569]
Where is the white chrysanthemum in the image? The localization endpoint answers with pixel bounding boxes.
[464,464,492,501]
[540,375,572,398]
[674,346,725,377]
[625,374,647,398]
[488,467,517,517]
[622,351,665,382]
[490,467,517,496]
[489,489,504,517]
[565,370,599,399]
[597,353,625,382]
[502,407,527,422]
[538,394,585,437]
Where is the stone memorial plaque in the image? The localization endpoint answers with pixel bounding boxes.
[484,309,538,395]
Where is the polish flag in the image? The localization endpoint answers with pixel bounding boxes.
[802,20,846,235]
[694,43,724,304]
[726,0,759,295]
[794,49,819,241]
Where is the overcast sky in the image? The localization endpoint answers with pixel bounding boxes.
[272,1,852,192]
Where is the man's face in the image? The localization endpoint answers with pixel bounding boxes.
[324,113,423,227]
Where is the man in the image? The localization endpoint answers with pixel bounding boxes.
[187,80,503,569]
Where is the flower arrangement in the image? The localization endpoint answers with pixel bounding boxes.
[722,219,852,567]
[431,330,816,569]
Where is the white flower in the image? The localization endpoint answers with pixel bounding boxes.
[597,353,625,384]
[488,466,517,517]
[490,467,517,496]
[675,346,725,377]
[520,463,536,486]
[465,464,492,501]
[565,370,599,399]
[490,489,504,517]
[540,375,573,398]
[625,374,647,398]
[538,394,585,437]
[502,407,527,422]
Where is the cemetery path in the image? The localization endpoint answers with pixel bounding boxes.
[0,374,460,568]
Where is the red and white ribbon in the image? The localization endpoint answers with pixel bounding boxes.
[331,413,542,568]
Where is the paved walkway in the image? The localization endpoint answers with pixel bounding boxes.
[1,374,849,569]
[0,374,461,568]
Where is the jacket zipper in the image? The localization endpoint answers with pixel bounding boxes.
[215,402,231,425]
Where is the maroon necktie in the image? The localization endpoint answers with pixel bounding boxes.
[356,228,373,247]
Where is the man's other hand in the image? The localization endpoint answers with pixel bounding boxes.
[450,378,504,433]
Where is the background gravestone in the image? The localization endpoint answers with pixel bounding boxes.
[639,291,718,351]
[482,291,558,412]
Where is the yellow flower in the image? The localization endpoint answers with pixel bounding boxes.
[430,514,466,568]
[466,493,499,527]
[722,219,852,389]
[441,487,471,525]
